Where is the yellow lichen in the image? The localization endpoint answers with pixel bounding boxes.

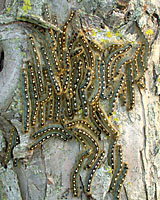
[101,39,105,43]
[106,31,113,38]
[23,0,32,14]
[101,39,108,43]
[146,29,153,36]
[7,7,11,12]
[108,167,112,174]
[97,29,102,33]
[106,166,112,173]
[92,30,97,36]
[114,117,119,122]
[115,32,119,36]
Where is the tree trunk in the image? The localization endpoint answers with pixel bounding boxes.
[0,0,160,200]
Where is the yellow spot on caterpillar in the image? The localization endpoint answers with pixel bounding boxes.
[23,0,32,14]
[157,78,160,82]
[146,29,153,36]
[106,31,113,38]
[114,118,119,122]
[108,116,111,120]
[128,182,131,185]
[113,111,116,115]
[92,30,96,36]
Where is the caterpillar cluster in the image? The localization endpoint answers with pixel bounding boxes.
[4,3,149,200]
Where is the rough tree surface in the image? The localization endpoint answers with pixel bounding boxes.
[0,0,160,200]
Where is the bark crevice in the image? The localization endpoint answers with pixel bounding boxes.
[40,147,48,199]
[139,150,149,200]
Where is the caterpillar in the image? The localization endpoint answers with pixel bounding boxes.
[31,124,72,139]
[78,32,95,69]
[107,136,118,171]
[100,60,113,100]
[71,149,91,197]
[126,63,135,110]
[21,69,31,133]
[85,151,105,196]
[62,10,76,48]
[112,163,128,200]
[107,73,125,116]
[104,44,131,86]
[108,145,123,192]
[41,46,62,95]
[88,55,101,105]
[95,102,119,137]
[87,38,103,53]
[4,128,20,167]
[73,128,100,168]
[27,63,39,126]
[65,120,100,138]
[28,35,45,95]
[29,127,72,150]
